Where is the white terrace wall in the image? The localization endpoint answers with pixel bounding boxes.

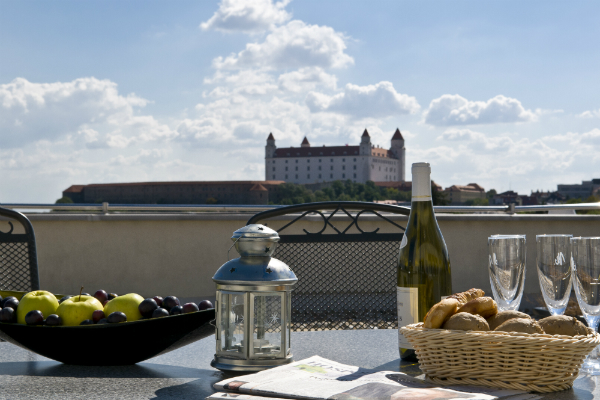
[4,213,599,299]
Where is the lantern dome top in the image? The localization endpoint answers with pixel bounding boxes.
[232,224,279,241]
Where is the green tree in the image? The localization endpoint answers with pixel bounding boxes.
[55,196,74,204]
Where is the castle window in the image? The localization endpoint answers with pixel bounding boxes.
[330,166,333,171]
[319,159,322,162]
[319,174,322,179]
[330,159,333,162]
[307,166,310,171]
[287,153,290,156]
[332,152,335,155]
[320,152,323,155]
[285,167,288,171]
[296,160,298,163]
[342,166,345,170]
[318,166,321,171]
[296,153,300,156]
[295,166,298,171]
[273,167,275,171]
[353,158,356,162]
[308,152,311,155]
[273,175,276,179]
[354,151,358,154]
[342,173,345,178]
[379,166,381,171]
[342,158,345,162]
[330,173,333,178]
[285,160,288,164]
[307,174,310,179]
[353,173,357,178]
[307,159,310,163]
[353,165,356,170]
[273,160,275,164]
[285,174,288,179]
[295,174,298,179]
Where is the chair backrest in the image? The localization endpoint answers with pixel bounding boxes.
[247,201,410,331]
[0,206,40,291]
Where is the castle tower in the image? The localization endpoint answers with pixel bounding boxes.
[359,129,371,156]
[265,133,276,158]
[301,137,310,148]
[390,128,406,181]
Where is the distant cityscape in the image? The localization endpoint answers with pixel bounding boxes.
[59,129,600,207]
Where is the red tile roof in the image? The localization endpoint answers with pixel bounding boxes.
[392,128,403,140]
[63,185,86,193]
[79,180,285,188]
[267,133,275,140]
[301,137,309,145]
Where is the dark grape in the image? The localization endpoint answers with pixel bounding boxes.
[80,319,94,325]
[92,310,105,323]
[153,296,163,307]
[96,318,108,325]
[162,296,180,311]
[170,305,183,315]
[3,298,19,310]
[183,303,199,313]
[108,293,118,300]
[45,314,62,326]
[198,300,214,310]
[152,308,169,318]
[25,310,44,326]
[93,290,108,304]
[107,311,127,323]
[58,295,72,304]
[1,296,16,307]
[0,307,15,323]
[139,299,158,318]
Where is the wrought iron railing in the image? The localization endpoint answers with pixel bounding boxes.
[0,202,599,214]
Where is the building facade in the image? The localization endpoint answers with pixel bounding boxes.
[557,179,600,200]
[62,181,285,205]
[265,129,406,184]
[443,183,486,205]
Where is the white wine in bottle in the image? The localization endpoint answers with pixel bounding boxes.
[397,162,452,361]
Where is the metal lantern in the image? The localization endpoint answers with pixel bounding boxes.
[211,224,297,372]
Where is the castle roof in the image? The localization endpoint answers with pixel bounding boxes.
[267,133,275,140]
[275,146,360,158]
[362,129,370,137]
[301,137,310,145]
[392,128,403,140]
[249,183,268,192]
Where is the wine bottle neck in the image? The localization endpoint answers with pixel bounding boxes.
[411,163,431,202]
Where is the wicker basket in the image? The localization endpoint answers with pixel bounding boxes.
[400,322,600,393]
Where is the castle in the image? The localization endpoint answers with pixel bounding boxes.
[265,128,406,184]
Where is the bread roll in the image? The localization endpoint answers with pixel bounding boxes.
[494,318,544,334]
[456,297,498,318]
[539,315,588,336]
[443,312,489,331]
[487,310,531,331]
[446,288,485,307]
[424,298,459,329]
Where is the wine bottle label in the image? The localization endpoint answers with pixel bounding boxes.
[397,287,418,349]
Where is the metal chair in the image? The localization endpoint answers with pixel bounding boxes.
[0,206,40,292]
[247,201,410,331]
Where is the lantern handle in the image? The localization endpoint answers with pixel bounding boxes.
[227,237,241,261]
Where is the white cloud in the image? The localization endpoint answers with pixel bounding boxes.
[213,20,353,70]
[424,94,537,126]
[411,127,600,192]
[0,77,176,148]
[306,81,420,118]
[577,109,600,118]
[200,0,292,34]
[278,67,337,93]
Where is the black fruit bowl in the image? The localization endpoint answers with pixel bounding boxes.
[0,290,215,365]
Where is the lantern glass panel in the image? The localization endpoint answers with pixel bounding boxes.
[218,291,246,357]
[250,293,283,358]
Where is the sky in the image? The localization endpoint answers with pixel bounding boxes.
[1,0,599,203]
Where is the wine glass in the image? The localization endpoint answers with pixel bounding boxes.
[572,237,600,375]
[536,234,573,315]
[488,235,527,311]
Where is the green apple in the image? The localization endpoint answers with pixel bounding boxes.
[103,293,144,322]
[56,295,104,326]
[17,290,60,325]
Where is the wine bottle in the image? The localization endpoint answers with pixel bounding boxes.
[397,162,452,361]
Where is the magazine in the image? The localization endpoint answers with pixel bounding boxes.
[211,356,541,400]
